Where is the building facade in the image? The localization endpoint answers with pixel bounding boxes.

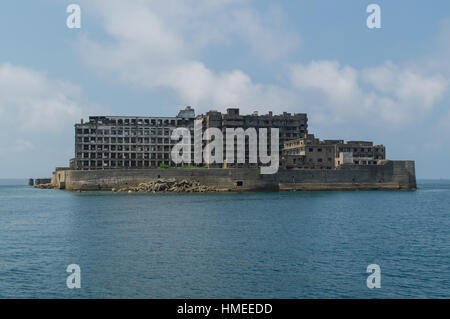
[73,106,385,171]
[282,134,386,169]
[196,108,308,168]
[73,107,196,170]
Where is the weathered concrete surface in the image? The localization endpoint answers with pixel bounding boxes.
[51,160,416,192]
[112,179,218,193]
[35,178,52,186]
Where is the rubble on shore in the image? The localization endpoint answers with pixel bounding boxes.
[33,183,56,189]
[111,179,219,193]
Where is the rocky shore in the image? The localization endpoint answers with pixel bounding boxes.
[34,183,56,189]
[34,179,221,193]
[112,179,219,193]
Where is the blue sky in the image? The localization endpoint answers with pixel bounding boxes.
[1,0,450,178]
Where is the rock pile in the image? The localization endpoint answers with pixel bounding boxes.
[111,179,217,193]
[34,183,55,189]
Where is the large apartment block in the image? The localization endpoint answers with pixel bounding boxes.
[74,107,308,170]
[74,107,196,170]
[74,106,385,171]
[196,108,308,168]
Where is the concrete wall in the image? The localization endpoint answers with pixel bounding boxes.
[53,160,416,191]
[35,178,51,186]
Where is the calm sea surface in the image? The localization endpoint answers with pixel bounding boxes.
[0,179,449,298]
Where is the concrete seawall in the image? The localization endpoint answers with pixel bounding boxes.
[51,160,416,192]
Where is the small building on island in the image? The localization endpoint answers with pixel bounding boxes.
[281,133,386,169]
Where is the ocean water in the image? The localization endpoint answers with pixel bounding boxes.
[0,179,449,299]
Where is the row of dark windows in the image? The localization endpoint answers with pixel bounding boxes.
[77,153,172,159]
[86,118,192,126]
[75,134,304,145]
[354,160,379,165]
[77,161,259,169]
[78,160,172,168]
[285,146,385,153]
[338,147,384,153]
[77,128,305,136]
[76,128,178,136]
[221,119,306,125]
[77,137,179,144]
[77,145,180,151]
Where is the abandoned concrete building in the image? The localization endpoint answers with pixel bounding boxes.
[73,107,308,170]
[74,107,196,170]
[281,133,386,169]
[73,106,385,171]
[197,108,308,168]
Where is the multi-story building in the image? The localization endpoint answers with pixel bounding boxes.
[196,108,308,168]
[73,106,385,171]
[282,134,386,169]
[73,106,196,170]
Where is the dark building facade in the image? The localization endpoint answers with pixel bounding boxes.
[74,107,196,170]
[74,107,308,170]
[196,108,308,168]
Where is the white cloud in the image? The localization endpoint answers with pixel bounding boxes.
[422,18,450,76]
[290,60,447,125]
[0,62,85,168]
[82,0,297,62]
[0,63,82,133]
[79,0,300,114]
[291,61,360,103]
[362,62,447,111]
[231,6,300,61]
[79,0,448,130]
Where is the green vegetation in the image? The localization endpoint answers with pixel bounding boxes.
[157,164,208,169]
[180,165,206,169]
